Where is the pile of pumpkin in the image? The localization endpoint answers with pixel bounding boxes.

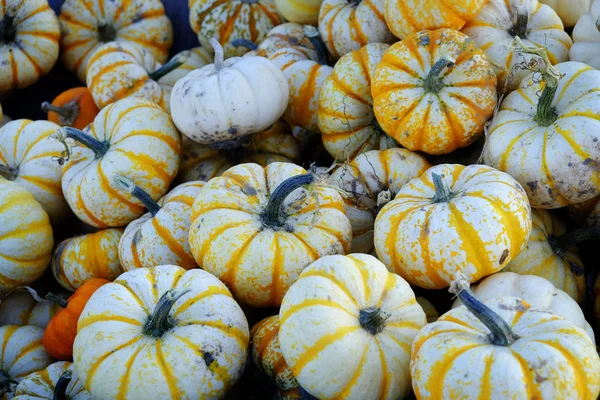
[2,0,600,398]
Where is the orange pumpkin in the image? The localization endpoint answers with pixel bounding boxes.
[41,87,99,130]
[42,278,109,360]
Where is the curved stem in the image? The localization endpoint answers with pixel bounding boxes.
[53,370,72,400]
[0,377,16,396]
[0,164,17,180]
[423,56,455,94]
[52,127,109,163]
[149,56,187,81]
[0,8,17,44]
[431,173,453,203]
[550,226,600,258]
[508,6,529,38]
[112,175,161,216]
[97,23,117,42]
[210,38,225,70]
[359,308,390,335]
[42,101,80,127]
[303,25,329,66]
[144,289,190,337]
[45,293,68,309]
[230,38,258,51]
[450,278,519,346]
[262,174,315,228]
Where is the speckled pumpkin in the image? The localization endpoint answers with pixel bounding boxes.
[56,97,181,228]
[318,43,398,161]
[248,23,315,58]
[374,164,532,289]
[329,148,430,254]
[51,229,124,292]
[372,28,497,155]
[0,289,61,328]
[42,87,100,130]
[0,179,53,293]
[189,0,284,58]
[59,0,173,82]
[189,162,352,308]
[0,119,69,225]
[73,265,250,400]
[0,0,60,92]
[279,253,426,400]
[13,361,91,400]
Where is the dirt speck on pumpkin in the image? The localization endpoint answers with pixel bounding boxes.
[498,249,509,265]
[526,181,538,192]
[203,351,216,367]
[133,230,143,245]
[498,299,526,312]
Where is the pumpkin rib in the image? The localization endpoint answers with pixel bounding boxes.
[420,206,451,288]
[333,342,370,399]
[150,217,197,268]
[172,286,232,317]
[497,125,537,171]
[16,175,62,196]
[188,321,248,348]
[84,336,142,389]
[155,341,180,399]
[427,344,485,399]
[7,339,44,370]
[115,345,144,399]
[293,270,359,307]
[220,230,262,293]
[115,281,150,313]
[508,349,539,399]
[77,314,143,330]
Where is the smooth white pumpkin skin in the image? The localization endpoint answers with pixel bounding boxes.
[411,297,600,400]
[452,272,595,343]
[0,120,69,225]
[73,265,249,400]
[0,325,53,400]
[158,47,213,97]
[483,62,600,208]
[0,289,61,328]
[570,0,600,69]
[541,0,592,27]
[13,361,91,400]
[279,254,426,400]
[462,0,572,92]
[170,55,288,146]
[275,0,322,24]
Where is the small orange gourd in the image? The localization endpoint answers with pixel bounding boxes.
[41,87,99,130]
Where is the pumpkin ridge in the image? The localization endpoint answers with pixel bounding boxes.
[428,344,484,398]
[219,230,261,294]
[115,345,143,399]
[540,133,569,205]
[267,234,283,305]
[280,299,357,328]
[508,349,539,399]
[16,175,62,196]
[190,320,248,347]
[0,220,49,241]
[193,221,254,265]
[172,286,232,318]
[8,339,43,369]
[154,340,180,398]
[117,33,171,52]
[420,206,456,288]
[88,60,135,90]
[325,5,345,56]
[374,339,389,399]
[111,148,171,183]
[297,271,359,306]
[333,342,369,399]
[288,231,319,260]
[497,125,537,171]
[0,325,17,361]
[77,314,142,330]
[171,333,232,384]
[116,282,149,313]
[97,166,144,212]
[150,217,197,269]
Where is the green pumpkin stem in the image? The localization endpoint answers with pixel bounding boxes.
[0,377,17,396]
[45,292,69,309]
[550,226,600,258]
[262,173,315,228]
[51,127,109,165]
[303,25,329,66]
[144,289,190,337]
[0,164,17,180]
[112,175,161,216]
[424,56,455,94]
[508,6,529,38]
[431,172,454,203]
[359,308,390,335]
[210,38,225,71]
[231,38,258,51]
[53,370,72,400]
[41,101,80,126]
[449,277,519,346]
[0,7,17,44]
[149,54,188,81]
[97,23,117,42]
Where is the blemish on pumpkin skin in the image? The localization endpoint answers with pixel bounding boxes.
[499,249,509,264]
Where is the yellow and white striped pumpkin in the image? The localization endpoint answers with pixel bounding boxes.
[329,148,430,254]
[189,0,284,58]
[13,361,91,400]
[318,43,398,161]
[318,0,395,59]
[248,23,315,58]
[59,0,173,82]
[189,162,352,308]
[0,325,53,400]
[279,253,427,400]
[117,180,203,271]
[51,228,124,292]
[57,97,181,228]
[73,265,249,400]
[0,179,53,293]
[462,0,572,92]
[158,46,213,93]
[0,119,69,225]
[374,164,532,289]
[0,0,60,92]
[0,289,61,328]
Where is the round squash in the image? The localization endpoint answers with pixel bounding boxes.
[171,39,288,149]
[59,0,173,82]
[189,0,284,58]
[247,23,315,58]
[411,280,600,399]
[462,0,572,92]
[0,0,60,92]
[329,148,430,254]
[374,163,532,289]
[189,162,352,308]
[0,119,69,224]
[55,97,181,228]
[13,361,91,400]
[0,179,53,293]
[503,208,587,304]
[570,0,600,69]
[372,28,497,155]
[318,43,398,161]
[540,0,592,27]
[43,278,109,361]
[279,253,426,400]
[0,289,61,328]
[116,179,203,271]
[51,229,124,292]
[0,325,53,399]
[41,87,99,131]
[73,265,250,400]
[318,0,395,59]
[275,0,322,24]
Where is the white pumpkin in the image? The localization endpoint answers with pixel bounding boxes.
[73,265,249,400]
[0,289,61,328]
[13,361,91,400]
[540,0,592,27]
[571,0,600,69]
[170,39,289,148]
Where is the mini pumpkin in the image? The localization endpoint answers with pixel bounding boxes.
[0,0,60,92]
[171,39,288,149]
[570,0,600,69]
[0,179,53,293]
[0,325,53,399]
[318,43,398,160]
[540,0,592,27]
[73,265,250,400]
[411,278,600,399]
[275,0,322,24]
[59,0,173,82]
[372,28,497,155]
[51,229,124,292]
[329,148,430,254]
[279,253,426,400]
[0,119,69,224]
[13,361,91,400]
[41,87,99,130]
[374,163,532,289]
[247,23,315,58]
[189,162,352,308]
[54,97,181,228]
[189,0,284,58]
[0,289,61,328]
